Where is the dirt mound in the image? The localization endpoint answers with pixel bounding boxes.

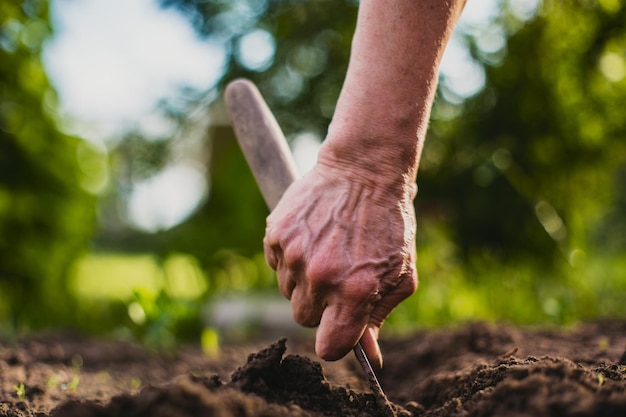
[49,339,387,417]
[2,322,626,416]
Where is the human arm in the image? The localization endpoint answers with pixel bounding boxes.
[264,0,467,367]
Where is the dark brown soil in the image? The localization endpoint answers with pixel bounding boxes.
[2,322,626,416]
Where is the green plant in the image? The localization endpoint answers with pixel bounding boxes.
[14,383,25,401]
[68,375,80,394]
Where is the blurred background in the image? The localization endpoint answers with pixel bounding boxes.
[1,0,625,350]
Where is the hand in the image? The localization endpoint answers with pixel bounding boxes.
[263,159,418,368]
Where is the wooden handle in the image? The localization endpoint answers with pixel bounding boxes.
[224,78,299,211]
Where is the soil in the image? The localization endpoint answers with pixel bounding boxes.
[1,322,626,417]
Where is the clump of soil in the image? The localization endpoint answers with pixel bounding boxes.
[229,338,389,416]
[2,322,626,416]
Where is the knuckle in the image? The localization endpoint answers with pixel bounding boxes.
[283,243,304,269]
[263,240,279,270]
[306,254,342,289]
[306,268,331,292]
[293,307,321,328]
[401,268,419,295]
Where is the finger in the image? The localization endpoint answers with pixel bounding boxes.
[276,261,297,299]
[263,227,279,270]
[315,304,366,361]
[265,219,304,299]
[361,269,417,369]
[275,233,309,300]
[264,212,301,270]
[264,231,294,298]
[290,280,325,327]
[314,291,372,361]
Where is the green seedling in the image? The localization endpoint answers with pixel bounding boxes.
[597,373,605,387]
[14,383,26,401]
[131,377,142,390]
[68,375,80,393]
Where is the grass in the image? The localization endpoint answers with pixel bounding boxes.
[23,226,626,346]
[14,383,25,401]
[69,253,207,301]
[386,224,626,332]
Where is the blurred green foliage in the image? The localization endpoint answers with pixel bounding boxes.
[421,0,626,263]
[0,0,97,329]
[1,0,626,344]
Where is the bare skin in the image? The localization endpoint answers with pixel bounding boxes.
[264,0,467,368]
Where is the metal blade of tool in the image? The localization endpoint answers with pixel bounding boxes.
[224,78,395,417]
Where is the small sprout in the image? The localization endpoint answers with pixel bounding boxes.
[14,383,26,401]
[597,373,605,386]
[131,377,142,390]
[68,354,82,395]
[68,375,80,393]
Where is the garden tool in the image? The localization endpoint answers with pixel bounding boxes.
[224,78,395,417]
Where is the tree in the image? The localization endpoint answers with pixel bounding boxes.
[421,0,626,263]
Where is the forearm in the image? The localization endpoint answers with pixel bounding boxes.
[319,0,466,190]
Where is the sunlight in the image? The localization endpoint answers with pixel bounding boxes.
[44,0,226,140]
[128,164,207,232]
[291,131,321,175]
[237,29,275,71]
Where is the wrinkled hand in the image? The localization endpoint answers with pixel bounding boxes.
[263,160,418,368]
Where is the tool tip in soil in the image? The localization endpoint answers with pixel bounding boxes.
[353,342,396,417]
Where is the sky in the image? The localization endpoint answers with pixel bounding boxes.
[42,0,539,232]
[44,0,227,139]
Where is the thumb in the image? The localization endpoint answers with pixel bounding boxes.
[358,326,383,370]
